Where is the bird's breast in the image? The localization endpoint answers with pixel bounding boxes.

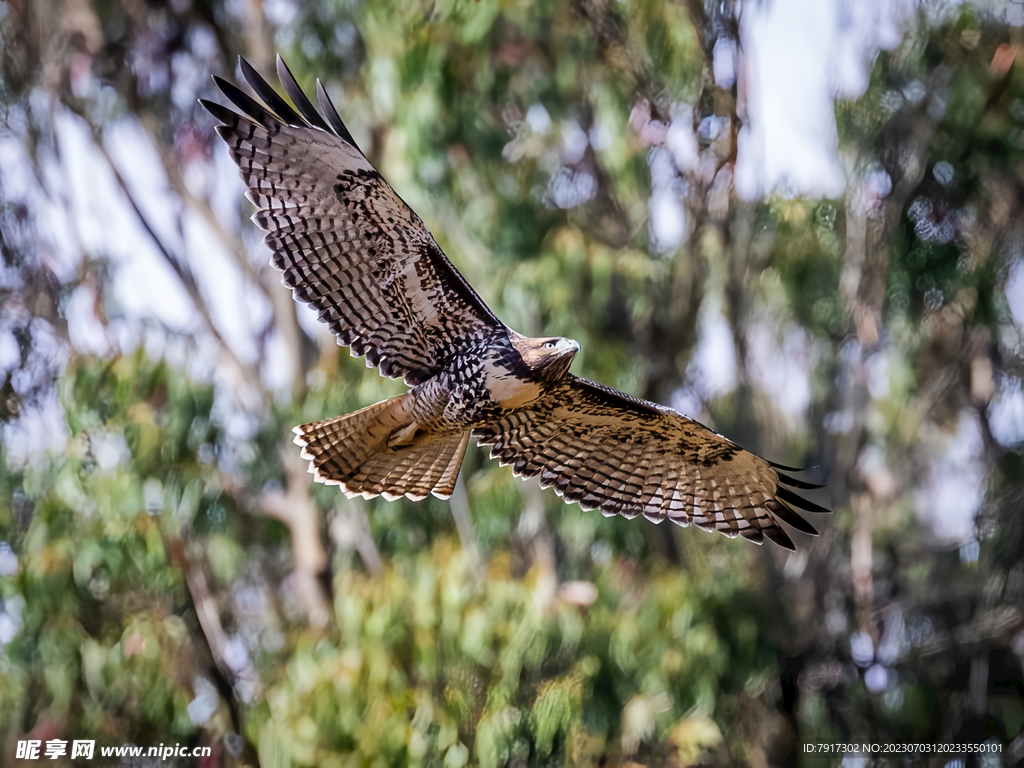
[482,363,543,410]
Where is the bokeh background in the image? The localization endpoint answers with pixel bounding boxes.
[1,0,1023,765]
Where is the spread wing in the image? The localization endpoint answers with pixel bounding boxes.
[474,376,827,550]
[201,57,503,385]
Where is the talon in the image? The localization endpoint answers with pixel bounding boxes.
[387,422,420,448]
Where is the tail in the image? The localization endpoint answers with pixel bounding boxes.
[293,395,470,501]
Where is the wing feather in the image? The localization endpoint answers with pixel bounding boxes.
[275,56,333,133]
[316,79,357,144]
[475,376,827,550]
[203,58,503,385]
[239,57,305,126]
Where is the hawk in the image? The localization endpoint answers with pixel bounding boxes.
[202,57,827,550]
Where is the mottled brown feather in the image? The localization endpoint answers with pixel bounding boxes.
[201,63,501,386]
[474,376,818,550]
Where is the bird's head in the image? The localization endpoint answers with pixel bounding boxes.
[515,335,580,383]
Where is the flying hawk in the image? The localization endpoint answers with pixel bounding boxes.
[202,57,828,550]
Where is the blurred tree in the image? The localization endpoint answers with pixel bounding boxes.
[0,0,1022,766]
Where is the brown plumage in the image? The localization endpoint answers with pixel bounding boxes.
[202,57,828,550]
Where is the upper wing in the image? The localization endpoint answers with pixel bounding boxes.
[474,376,828,550]
[201,57,503,385]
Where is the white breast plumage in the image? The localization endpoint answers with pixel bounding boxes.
[483,363,542,409]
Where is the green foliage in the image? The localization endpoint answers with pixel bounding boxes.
[1,355,201,747]
[246,541,777,767]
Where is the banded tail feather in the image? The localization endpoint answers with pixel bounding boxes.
[293,396,470,501]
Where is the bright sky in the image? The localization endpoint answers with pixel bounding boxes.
[735,0,915,199]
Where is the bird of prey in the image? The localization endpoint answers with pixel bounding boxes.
[202,57,827,550]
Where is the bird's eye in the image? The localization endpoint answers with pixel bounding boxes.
[544,340,557,349]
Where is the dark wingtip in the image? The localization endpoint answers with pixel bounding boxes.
[198,97,224,116]
[315,79,362,151]
[239,56,304,126]
[775,486,831,516]
[777,472,827,490]
[212,75,280,126]
[768,460,817,472]
[276,55,333,132]
[764,525,797,551]
[769,499,821,536]
[211,74,245,106]
[200,98,247,127]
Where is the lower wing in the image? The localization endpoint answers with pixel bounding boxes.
[473,375,828,550]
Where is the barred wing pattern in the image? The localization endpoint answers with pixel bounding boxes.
[474,376,826,550]
[201,57,502,385]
